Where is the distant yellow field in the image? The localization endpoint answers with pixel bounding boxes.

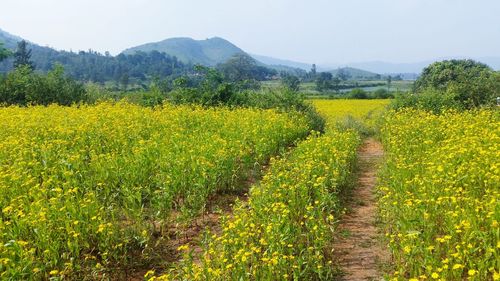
[311,99,390,120]
[0,102,310,279]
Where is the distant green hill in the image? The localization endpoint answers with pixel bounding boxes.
[328,67,379,79]
[122,37,246,66]
[0,28,25,49]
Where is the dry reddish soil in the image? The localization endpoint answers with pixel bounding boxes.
[332,138,390,281]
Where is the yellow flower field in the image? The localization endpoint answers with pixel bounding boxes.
[0,102,310,279]
[312,99,390,132]
[379,109,500,280]
[152,100,386,280]
[312,99,390,120]
[159,130,360,280]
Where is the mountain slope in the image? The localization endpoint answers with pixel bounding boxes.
[0,28,25,49]
[122,37,245,66]
[250,54,311,71]
[328,67,379,79]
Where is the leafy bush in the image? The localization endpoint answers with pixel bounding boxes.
[391,90,463,114]
[166,66,325,132]
[395,59,499,111]
[0,64,86,106]
[348,88,368,99]
[372,88,394,99]
[281,74,300,92]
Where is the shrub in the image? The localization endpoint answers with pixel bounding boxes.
[0,64,86,106]
[348,88,368,99]
[398,59,500,111]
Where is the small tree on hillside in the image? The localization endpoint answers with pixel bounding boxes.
[337,68,350,81]
[13,40,35,70]
[316,72,333,92]
[0,42,11,62]
[281,74,300,92]
[310,64,317,78]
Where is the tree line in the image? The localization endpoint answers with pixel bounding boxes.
[0,40,280,106]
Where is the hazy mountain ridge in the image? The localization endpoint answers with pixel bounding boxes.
[2,28,498,78]
[327,67,379,79]
[250,54,312,71]
[122,37,246,66]
[0,28,24,49]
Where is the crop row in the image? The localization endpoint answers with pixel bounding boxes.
[0,102,310,279]
[153,128,361,280]
[379,109,499,280]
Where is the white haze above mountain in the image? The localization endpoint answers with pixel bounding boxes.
[0,0,498,69]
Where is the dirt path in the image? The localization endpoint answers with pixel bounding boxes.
[332,138,389,281]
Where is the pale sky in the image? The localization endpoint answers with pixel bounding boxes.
[1,0,499,64]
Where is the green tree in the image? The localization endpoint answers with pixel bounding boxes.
[13,40,35,70]
[217,53,275,83]
[414,59,498,108]
[337,68,350,81]
[349,88,368,99]
[120,73,130,90]
[315,72,333,92]
[332,76,341,93]
[281,74,300,92]
[0,42,11,62]
[310,64,317,78]
[0,64,85,106]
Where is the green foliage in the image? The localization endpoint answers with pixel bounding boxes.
[348,88,368,99]
[391,90,463,114]
[169,65,235,106]
[167,66,325,132]
[0,64,86,106]
[1,48,190,85]
[372,88,394,99]
[13,40,35,70]
[0,42,11,62]
[217,53,276,82]
[409,59,498,109]
[316,72,333,91]
[281,74,300,92]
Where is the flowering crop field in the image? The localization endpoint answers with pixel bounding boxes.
[159,131,360,280]
[312,99,389,120]
[312,99,390,132]
[379,109,500,280]
[150,100,376,280]
[0,102,310,279]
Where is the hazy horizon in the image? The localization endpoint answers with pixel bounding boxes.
[1,0,499,64]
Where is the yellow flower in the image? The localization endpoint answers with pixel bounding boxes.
[468,269,477,276]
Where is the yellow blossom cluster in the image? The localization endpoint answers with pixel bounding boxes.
[379,109,500,280]
[312,99,389,120]
[312,99,389,131]
[153,100,367,280]
[0,102,309,279]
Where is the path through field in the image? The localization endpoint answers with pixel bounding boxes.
[332,138,390,281]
